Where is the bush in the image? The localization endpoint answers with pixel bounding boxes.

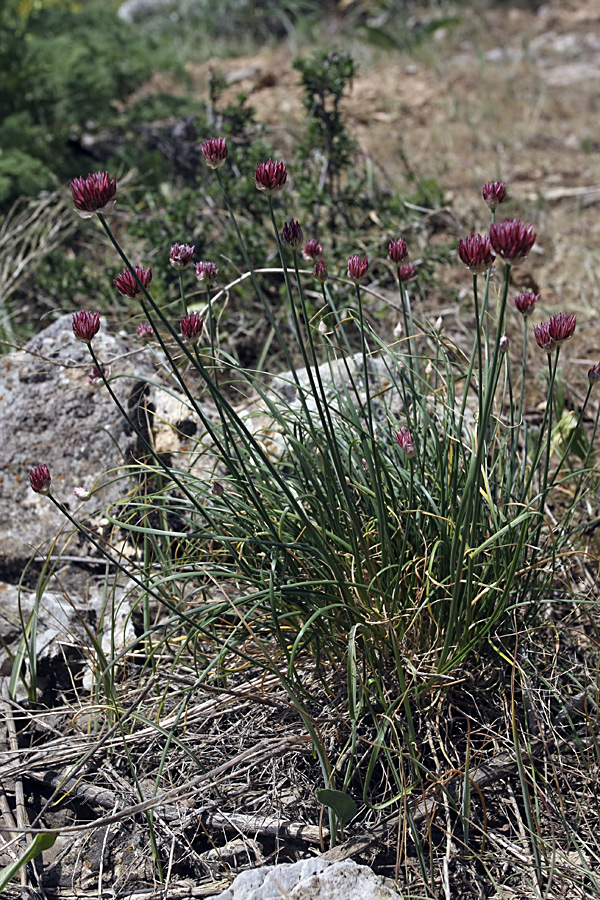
[0,0,175,214]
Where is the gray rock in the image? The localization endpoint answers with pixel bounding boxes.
[0,315,164,576]
[117,0,174,23]
[205,858,403,900]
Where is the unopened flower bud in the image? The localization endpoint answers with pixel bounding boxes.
[482,181,507,211]
[588,362,600,384]
[29,464,51,495]
[394,426,416,460]
[313,259,328,284]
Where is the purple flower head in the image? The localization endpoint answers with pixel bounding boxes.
[489,219,536,266]
[200,137,228,169]
[194,261,218,286]
[533,321,556,353]
[399,263,416,283]
[180,312,204,343]
[136,321,154,341]
[347,254,369,284]
[514,291,539,316]
[88,364,107,386]
[588,362,600,384]
[394,426,416,460]
[313,259,328,284]
[388,238,408,264]
[114,265,152,298]
[280,219,304,250]
[482,181,507,211]
[29,464,51,496]
[170,243,195,270]
[302,238,323,261]
[255,159,288,195]
[72,310,100,344]
[70,171,117,219]
[548,312,576,345]
[458,232,495,276]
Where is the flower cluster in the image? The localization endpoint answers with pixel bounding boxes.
[195,261,219,285]
[29,464,52,496]
[170,243,195,270]
[347,254,369,284]
[399,263,416,283]
[180,312,204,343]
[313,260,328,283]
[394,426,416,460]
[533,313,576,352]
[70,172,117,218]
[255,159,288,195]
[88,364,108,386]
[388,238,408,264]
[489,219,536,266]
[458,232,495,276]
[136,322,154,341]
[482,181,507,210]
[280,219,304,250]
[114,265,152,298]
[514,291,539,316]
[588,362,600,384]
[200,137,228,169]
[302,239,323,261]
[72,311,100,344]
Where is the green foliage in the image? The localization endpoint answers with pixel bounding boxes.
[0,1,175,214]
[293,49,358,233]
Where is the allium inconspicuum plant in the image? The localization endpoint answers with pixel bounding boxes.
[170,243,195,270]
[194,261,219,285]
[489,218,536,266]
[72,310,100,344]
[200,137,228,169]
[29,464,51,495]
[70,171,117,218]
[514,290,539,316]
[347,253,369,283]
[399,262,416,282]
[482,180,507,210]
[254,159,288,195]
[113,264,152,298]
[458,232,495,276]
[280,219,304,250]
[44,165,600,855]
[180,312,204,343]
[302,238,323,261]
[388,238,408,263]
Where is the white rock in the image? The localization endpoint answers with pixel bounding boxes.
[205,858,403,900]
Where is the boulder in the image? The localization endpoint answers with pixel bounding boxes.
[205,858,403,900]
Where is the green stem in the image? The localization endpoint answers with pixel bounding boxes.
[177,271,188,317]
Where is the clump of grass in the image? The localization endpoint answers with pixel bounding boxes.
[21,154,600,890]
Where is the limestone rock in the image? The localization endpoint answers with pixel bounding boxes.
[205,858,403,900]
